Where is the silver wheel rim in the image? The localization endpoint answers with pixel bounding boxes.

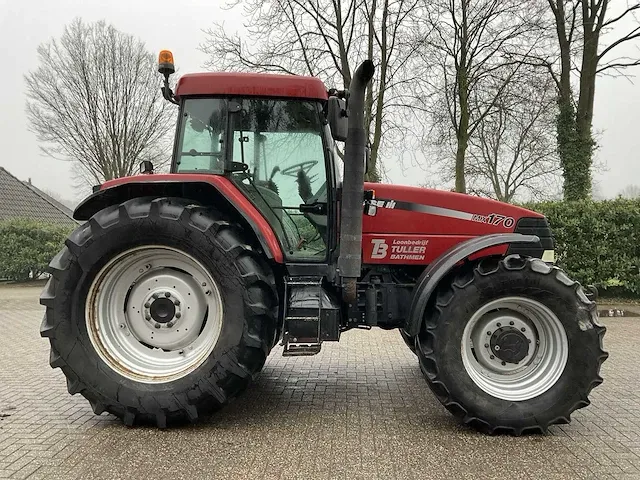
[86,246,223,384]
[461,297,568,401]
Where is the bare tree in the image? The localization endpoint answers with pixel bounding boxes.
[416,0,544,193]
[619,184,640,198]
[25,18,174,185]
[466,72,562,202]
[40,188,77,211]
[200,0,421,182]
[540,0,640,200]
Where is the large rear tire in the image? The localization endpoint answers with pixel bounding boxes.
[416,255,608,435]
[40,197,279,427]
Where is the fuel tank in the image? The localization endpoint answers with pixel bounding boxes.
[361,183,550,265]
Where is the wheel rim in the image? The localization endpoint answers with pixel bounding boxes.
[86,246,223,384]
[461,296,568,401]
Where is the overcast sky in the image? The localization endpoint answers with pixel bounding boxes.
[1,0,639,204]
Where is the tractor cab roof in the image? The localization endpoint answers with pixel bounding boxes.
[174,72,329,101]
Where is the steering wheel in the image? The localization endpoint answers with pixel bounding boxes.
[280,160,318,177]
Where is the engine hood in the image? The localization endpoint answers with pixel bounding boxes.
[362,182,544,236]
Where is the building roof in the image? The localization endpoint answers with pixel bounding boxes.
[0,167,78,227]
[175,72,329,101]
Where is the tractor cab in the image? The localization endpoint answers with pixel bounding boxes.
[159,50,350,263]
[173,93,337,261]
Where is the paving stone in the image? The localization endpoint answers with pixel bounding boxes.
[0,284,638,479]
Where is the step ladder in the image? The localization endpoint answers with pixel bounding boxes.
[282,276,323,357]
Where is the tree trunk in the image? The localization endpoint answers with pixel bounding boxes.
[455,70,470,193]
[569,8,600,200]
[552,0,602,200]
[364,0,379,182]
[455,133,468,193]
[551,0,590,201]
[365,0,388,183]
[454,0,470,193]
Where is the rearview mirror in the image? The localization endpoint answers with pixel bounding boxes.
[327,97,347,142]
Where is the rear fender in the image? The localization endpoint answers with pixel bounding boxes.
[404,233,540,337]
[74,178,284,263]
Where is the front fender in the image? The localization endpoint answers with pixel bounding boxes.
[404,233,540,337]
[74,176,284,263]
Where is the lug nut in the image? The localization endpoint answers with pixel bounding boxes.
[165,292,171,298]
[528,339,532,343]
[521,327,526,332]
[501,361,506,366]
[484,343,489,348]
[509,321,514,326]
[175,312,181,319]
[487,331,492,335]
[154,324,161,329]
[497,323,502,327]
[144,302,151,308]
[153,293,160,299]
[119,324,125,329]
[490,355,495,360]
[174,299,180,306]
[205,290,211,295]
[201,282,206,287]
[167,322,174,328]
[145,314,151,320]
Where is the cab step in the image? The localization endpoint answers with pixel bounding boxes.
[281,276,340,357]
[282,342,322,356]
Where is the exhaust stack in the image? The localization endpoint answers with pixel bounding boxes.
[337,60,375,302]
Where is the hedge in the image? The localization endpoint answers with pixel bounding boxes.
[1,199,638,295]
[0,219,74,282]
[524,198,640,296]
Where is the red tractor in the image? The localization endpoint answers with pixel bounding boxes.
[40,51,607,434]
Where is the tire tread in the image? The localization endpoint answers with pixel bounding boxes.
[416,256,608,436]
[39,196,278,428]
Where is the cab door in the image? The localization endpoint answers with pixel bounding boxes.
[228,97,331,262]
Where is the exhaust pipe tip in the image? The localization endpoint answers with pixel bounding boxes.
[358,60,375,84]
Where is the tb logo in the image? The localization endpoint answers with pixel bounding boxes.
[370,239,388,259]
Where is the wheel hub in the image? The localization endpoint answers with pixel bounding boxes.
[490,327,529,364]
[149,297,176,324]
[86,246,224,384]
[461,297,569,401]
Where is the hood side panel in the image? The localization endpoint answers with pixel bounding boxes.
[362,183,543,236]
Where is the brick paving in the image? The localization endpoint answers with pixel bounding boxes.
[1,283,639,480]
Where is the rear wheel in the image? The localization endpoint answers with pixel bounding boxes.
[40,197,279,427]
[416,255,608,435]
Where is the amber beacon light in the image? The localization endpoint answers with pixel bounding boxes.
[158,50,175,76]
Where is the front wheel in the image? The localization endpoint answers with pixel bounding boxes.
[416,255,608,435]
[40,197,279,427]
